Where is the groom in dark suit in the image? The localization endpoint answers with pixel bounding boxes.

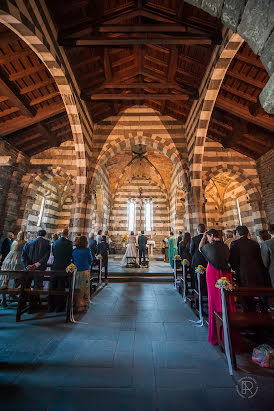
[138,231,147,266]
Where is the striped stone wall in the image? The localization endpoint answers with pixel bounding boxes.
[109,177,169,252]
[257,149,274,224]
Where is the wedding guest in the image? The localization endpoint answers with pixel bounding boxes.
[224,230,234,249]
[168,232,177,268]
[96,230,102,245]
[199,229,236,345]
[179,232,191,262]
[47,233,59,268]
[97,235,109,284]
[48,228,73,312]
[177,231,183,249]
[89,232,97,262]
[261,224,274,287]
[259,229,271,243]
[230,225,270,311]
[72,235,92,312]
[190,223,207,289]
[0,231,26,289]
[1,232,14,266]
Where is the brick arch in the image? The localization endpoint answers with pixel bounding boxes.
[112,156,167,201]
[190,33,244,200]
[0,1,87,195]
[202,164,261,203]
[92,133,189,190]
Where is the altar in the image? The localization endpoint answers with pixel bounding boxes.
[147,240,156,256]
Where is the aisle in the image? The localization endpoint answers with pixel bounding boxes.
[0,284,272,410]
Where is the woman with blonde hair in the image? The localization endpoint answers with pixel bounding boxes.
[0,231,27,289]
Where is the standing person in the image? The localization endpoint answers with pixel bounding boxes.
[177,231,183,249]
[138,230,147,266]
[179,232,191,262]
[1,232,14,266]
[259,229,271,243]
[47,233,59,268]
[89,233,97,263]
[97,235,109,284]
[96,230,102,245]
[224,230,234,249]
[72,235,92,312]
[121,232,137,266]
[190,224,207,289]
[230,225,270,311]
[199,229,236,345]
[21,229,51,308]
[48,228,73,312]
[0,231,26,289]
[261,224,274,287]
[168,232,177,268]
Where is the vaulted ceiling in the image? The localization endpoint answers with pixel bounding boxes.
[0,0,273,160]
[0,24,72,156]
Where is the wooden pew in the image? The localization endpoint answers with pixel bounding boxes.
[0,270,73,322]
[214,287,274,373]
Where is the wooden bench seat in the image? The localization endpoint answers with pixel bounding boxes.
[0,270,73,322]
[214,286,274,373]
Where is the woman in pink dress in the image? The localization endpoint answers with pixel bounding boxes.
[199,229,236,345]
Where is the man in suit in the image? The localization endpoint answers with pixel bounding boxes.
[49,228,73,312]
[177,231,183,249]
[0,232,14,265]
[261,224,274,287]
[230,225,270,311]
[190,223,207,289]
[21,229,51,308]
[97,235,109,284]
[138,230,147,266]
[89,232,97,263]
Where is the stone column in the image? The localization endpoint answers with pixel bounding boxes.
[248,198,267,236]
[70,192,90,237]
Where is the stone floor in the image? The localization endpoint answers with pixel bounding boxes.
[0,283,273,411]
[108,255,174,273]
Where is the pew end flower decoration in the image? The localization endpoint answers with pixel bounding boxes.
[66,263,77,274]
[195,265,206,275]
[174,255,181,260]
[215,277,234,291]
[97,254,102,260]
[182,259,190,267]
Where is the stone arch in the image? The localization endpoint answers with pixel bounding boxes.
[0,1,87,195]
[190,33,244,200]
[202,165,266,234]
[92,133,189,191]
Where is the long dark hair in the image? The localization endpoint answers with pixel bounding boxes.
[181,232,191,249]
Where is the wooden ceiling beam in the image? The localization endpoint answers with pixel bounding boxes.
[86,93,189,100]
[59,34,214,47]
[0,49,31,64]
[9,64,45,81]
[0,103,65,137]
[98,24,189,33]
[235,54,264,69]
[215,96,274,132]
[0,107,19,117]
[207,131,258,159]
[0,30,20,47]
[0,66,35,117]
[226,69,266,89]
[29,91,60,106]
[221,84,258,103]
[101,82,184,89]
[20,79,56,94]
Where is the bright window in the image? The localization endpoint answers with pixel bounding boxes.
[128,201,136,232]
[145,201,152,232]
[37,196,45,227]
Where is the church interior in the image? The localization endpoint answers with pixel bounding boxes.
[0,1,274,410]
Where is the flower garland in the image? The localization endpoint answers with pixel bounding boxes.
[121,233,128,243]
[182,259,190,266]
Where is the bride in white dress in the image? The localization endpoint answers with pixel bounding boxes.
[121,232,137,266]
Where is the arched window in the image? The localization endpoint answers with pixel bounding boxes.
[145,201,153,232]
[37,196,45,227]
[128,200,136,232]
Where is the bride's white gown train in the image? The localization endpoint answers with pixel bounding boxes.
[121,236,137,266]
